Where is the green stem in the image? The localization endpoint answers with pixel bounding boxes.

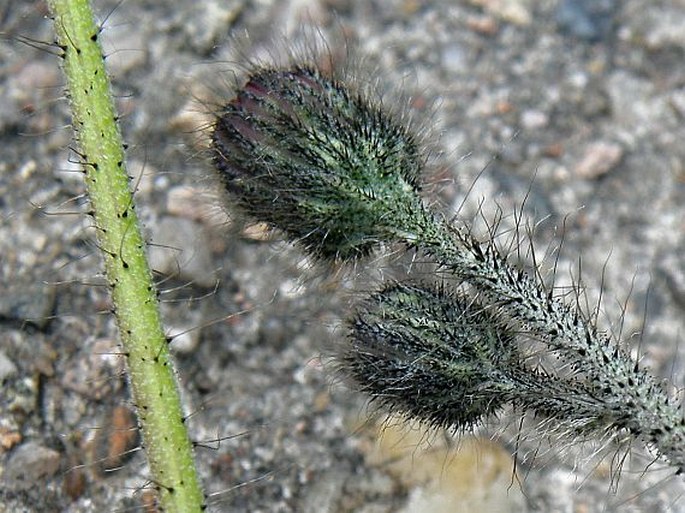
[47,0,204,510]
[396,204,685,471]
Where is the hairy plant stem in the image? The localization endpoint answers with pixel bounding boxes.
[211,57,685,473]
[47,0,204,510]
[392,203,685,471]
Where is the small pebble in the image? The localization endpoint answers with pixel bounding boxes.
[63,466,87,501]
[0,429,22,451]
[556,0,616,42]
[574,141,623,179]
[470,0,531,25]
[148,216,217,288]
[178,0,245,53]
[0,276,56,328]
[467,15,499,36]
[94,405,140,475]
[168,323,201,354]
[520,109,549,130]
[4,442,61,491]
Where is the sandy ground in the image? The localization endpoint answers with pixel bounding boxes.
[2,0,685,511]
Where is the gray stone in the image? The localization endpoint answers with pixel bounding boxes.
[3,442,61,491]
[556,0,617,42]
[176,0,245,53]
[148,216,217,288]
[0,276,55,328]
[574,141,623,179]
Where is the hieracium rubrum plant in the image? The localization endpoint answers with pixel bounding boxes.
[211,49,685,476]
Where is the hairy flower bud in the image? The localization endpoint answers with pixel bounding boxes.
[344,282,520,429]
[343,282,641,438]
[212,65,424,261]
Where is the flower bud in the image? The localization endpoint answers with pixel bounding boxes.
[212,65,424,261]
[344,282,519,429]
[344,282,616,434]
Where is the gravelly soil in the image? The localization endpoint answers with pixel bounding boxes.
[2,0,685,512]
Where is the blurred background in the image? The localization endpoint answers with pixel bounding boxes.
[2,0,685,511]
